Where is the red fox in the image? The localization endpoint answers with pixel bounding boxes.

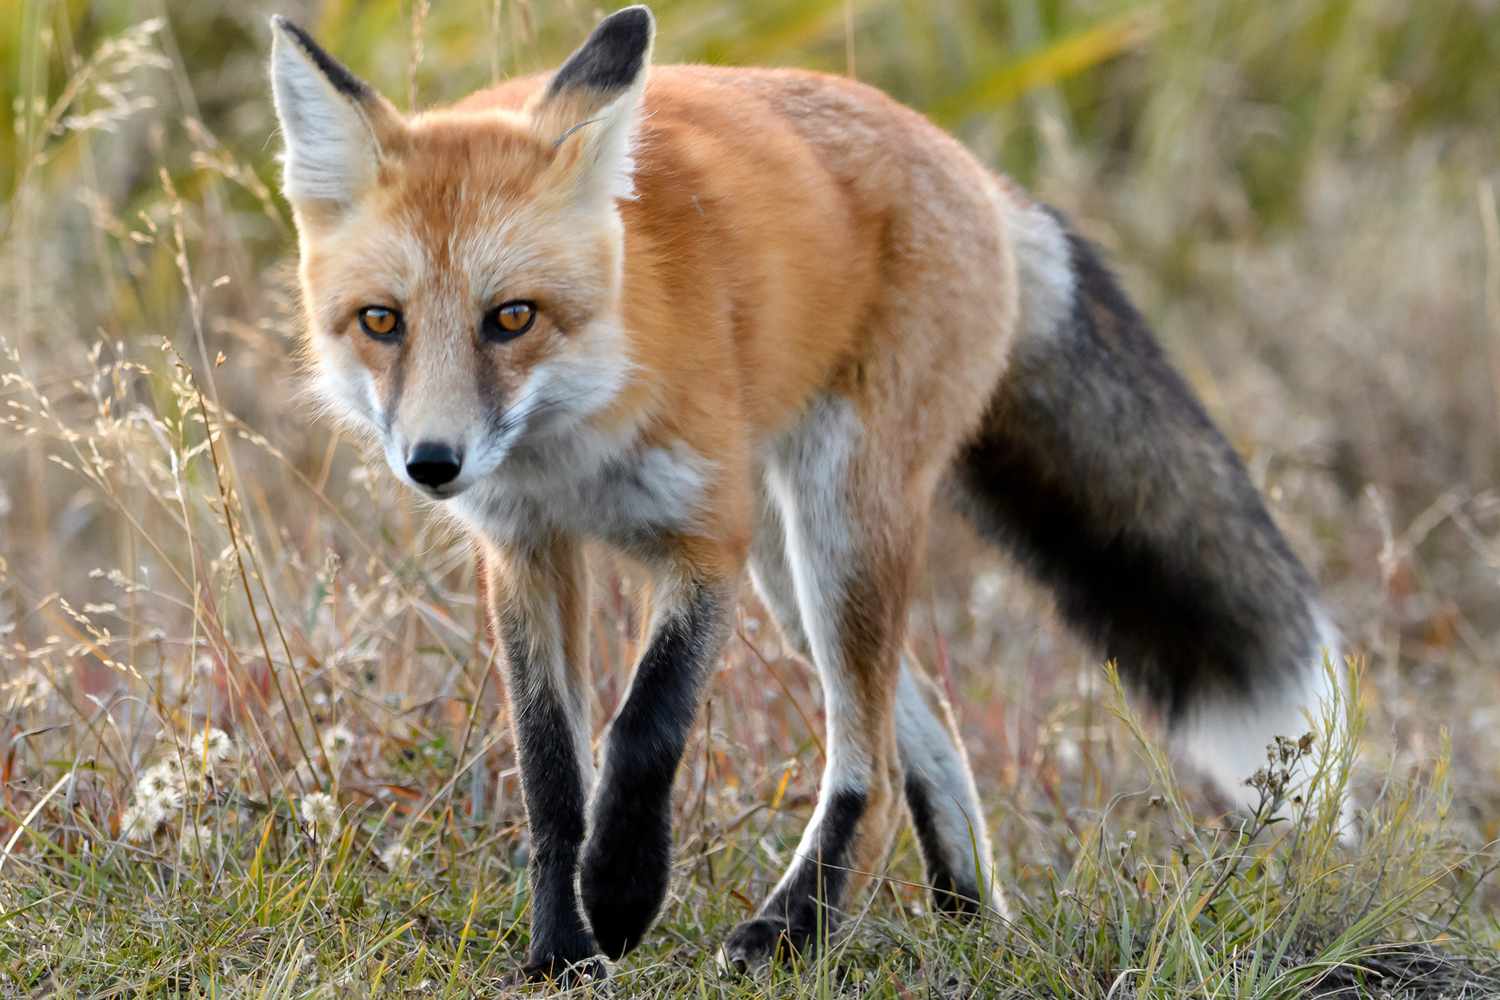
[269,5,1345,982]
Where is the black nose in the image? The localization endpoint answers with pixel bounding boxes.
[406,441,463,489]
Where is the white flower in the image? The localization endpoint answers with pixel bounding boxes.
[134,762,183,811]
[379,842,415,870]
[120,799,165,842]
[299,791,339,841]
[186,727,234,765]
[176,764,207,800]
[178,821,215,861]
[320,725,355,771]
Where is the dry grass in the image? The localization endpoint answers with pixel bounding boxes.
[3,0,1499,996]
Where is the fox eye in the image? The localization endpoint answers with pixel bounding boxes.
[484,301,537,343]
[357,306,402,341]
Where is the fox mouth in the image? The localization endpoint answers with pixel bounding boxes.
[415,482,466,500]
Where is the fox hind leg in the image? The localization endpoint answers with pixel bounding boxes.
[726,395,995,969]
[896,655,1004,915]
[723,397,907,969]
[748,480,1002,922]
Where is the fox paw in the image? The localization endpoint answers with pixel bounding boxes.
[717,917,811,975]
[580,866,667,961]
[580,795,672,959]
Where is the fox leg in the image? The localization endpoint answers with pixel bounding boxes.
[580,557,738,960]
[723,396,923,969]
[748,480,1002,922]
[485,535,600,980]
[895,655,1004,915]
[746,481,812,658]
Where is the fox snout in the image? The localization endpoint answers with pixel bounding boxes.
[386,418,486,498]
[377,371,489,498]
[404,441,464,491]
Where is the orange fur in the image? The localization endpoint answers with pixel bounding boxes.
[294,63,1017,571]
[275,8,1027,976]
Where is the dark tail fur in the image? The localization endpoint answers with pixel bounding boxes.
[951,205,1332,736]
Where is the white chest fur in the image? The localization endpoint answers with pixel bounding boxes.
[453,430,710,553]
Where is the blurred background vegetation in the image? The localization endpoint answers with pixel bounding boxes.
[3,0,1500,991]
[8,0,1500,529]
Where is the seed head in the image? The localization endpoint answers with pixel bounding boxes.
[187,727,235,765]
[178,821,215,862]
[120,799,165,843]
[299,791,339,841]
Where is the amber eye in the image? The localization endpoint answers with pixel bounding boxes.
[357,306,402,341]
[484,300,537,343]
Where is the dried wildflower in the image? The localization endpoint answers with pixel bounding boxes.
[176,764,208,800]
[120,799,165,843]
[299,791,339,841]
[321,724,355,771]
[1245,731,1318,820]
[134,761,184,811]
[379,841,415,870]
[187,727,234,765]
[178,821,214,862]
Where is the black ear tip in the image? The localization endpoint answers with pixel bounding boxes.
[270,16,371,101]
[608,5,656,36]
[594,6,656,55]
[271,14,314,48]
[548,5,655,97]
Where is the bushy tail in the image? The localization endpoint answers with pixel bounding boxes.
[951,199,1341,805]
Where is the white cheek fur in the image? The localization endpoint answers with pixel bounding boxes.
[307,340,380,434]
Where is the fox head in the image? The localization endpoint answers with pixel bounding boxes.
[269,7,653,499]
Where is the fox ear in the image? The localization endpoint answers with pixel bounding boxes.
[529,6,655,204]
[269,16,400,212]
